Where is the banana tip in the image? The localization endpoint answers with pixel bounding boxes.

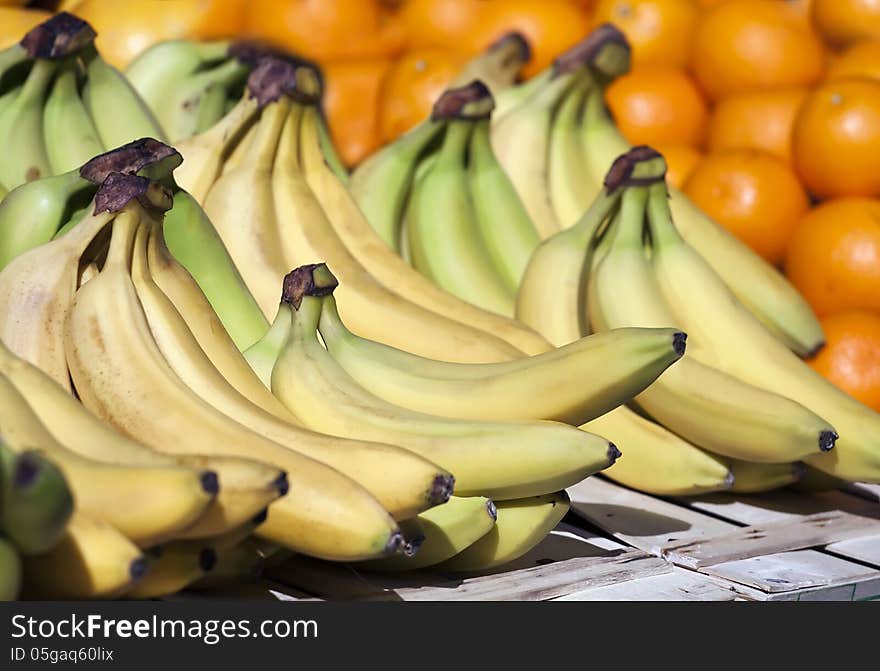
[200,471,220,496]
[486,499,498,522]
[723,471,736,489]
[673,332,687,357]
[13,453,40,488]
[272,473,290,496]
[385,531,405,556]
[252,508,269,526]
[607,442,622,465]
[129,557,149,582]
[429,474,455,505]
[403,535,425,559]
[819,430,838,453]
[199,548,218,572]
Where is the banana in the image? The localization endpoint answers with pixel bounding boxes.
[317,107,349,184]
[161,188,269,351]
[271,264,620,500]
[244,304,290,387]
[469,115,540,293]
[725,460,805,494]
[0,58,54,190]
[63,195,403,560]
[0,338,287,541]
[593,410,735,495]
[172,90,261,202]
[194,509,267,551]
[0,442,72,554]
[126,39,231,119]
[0,373,220,547]
[452,31,531,96]
[0,204,113,390]
[318,292,684,425]
[80,44,166,149]
[201,92,291,319]
[438,491,570,572]
[0,536,21,600]
[158,58,250,143]
[516,187,620,343]
[22,512,147,599]
[308,104,547,357]
[131,218,455,521]
[270,66,524,363]
[407,87,515,317]
[0,168,93,270]
[194,82,230,134]
[0,43,28,91]
[361,497,497,572]
[579,87,825,356]
[589,176,837,463]
[126,542,217,599]
[189,539,265,590]
[789,466,848,493]
[547,76,593,229]
[645,180,880,482]
[42,59,103,175]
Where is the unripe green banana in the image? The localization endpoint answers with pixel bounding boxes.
[0,441,73,555]
[0,169,93,270]
[0,536,22,601]
[42,59,103,175]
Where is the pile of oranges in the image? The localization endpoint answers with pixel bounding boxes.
[595,0,880,412]
[2,0,880,409]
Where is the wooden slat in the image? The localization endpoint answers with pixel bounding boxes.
[702,550,880,597]
[555,568,741,601]
[661,511,880,569]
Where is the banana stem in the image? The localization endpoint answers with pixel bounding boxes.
[18,58,55,105]
[610,186,649,251]
[436,120,474,168]
[646,181,684,250]
[567,188,622,249]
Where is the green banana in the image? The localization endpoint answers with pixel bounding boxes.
[0,168,93,270]
[0,536,22,601]
[407,84,514,316]
[0,58,55,190]
[0,441,73,555]
[162,188,269,350]
[468,116,540,293]
[81,45,166,149]
[42,59,104,175]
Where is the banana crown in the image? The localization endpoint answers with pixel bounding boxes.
[19,12,96,62]
[281,263,339,311]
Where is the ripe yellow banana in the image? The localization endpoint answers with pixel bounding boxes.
[63,198,403,560]
[300,101,548,356]
[271,76,523,363]
[126,542,217,599]
[438,491,570,572]
[0,205,112,390]
[361,497,497,572]
[0,373,218,547]
[130,218,455,521]
[22,512,147,599]
[645,181,880,482]
[271,264,620,501]
[318,292,685,426]
[725,460,805,494]
[589,180,837,463]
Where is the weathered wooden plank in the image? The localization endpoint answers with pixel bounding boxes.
[567,477,734,554]
[702,550,878,594]
[555,567,741,601]
[392,551,672,601]
[847,482,880,503]
[662,511,880,569]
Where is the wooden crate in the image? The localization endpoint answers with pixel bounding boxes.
[178,477,880,602]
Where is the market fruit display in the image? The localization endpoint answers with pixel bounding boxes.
[3,3,880,601]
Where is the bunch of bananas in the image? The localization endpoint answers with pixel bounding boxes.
[0,440,74,601]
[0,12,164,197]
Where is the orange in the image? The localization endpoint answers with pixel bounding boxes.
[654,143,702,189]
[322,59,392,168]
[463,0,592,78]
[683,149,810,264]
[245,0,405,63]
[378,49,467,143]
[605,67,708,147]
[784,198,880,317]
[706,87,808,165]
[792,78,880,199]
[0,8,51,52]
[826,40,880,83]
[812,0,880,50]
[690,0,825,101]
[592,0,698,69]
[807,310,880,412]
[73,0,245,69]
[399,0,485,51]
